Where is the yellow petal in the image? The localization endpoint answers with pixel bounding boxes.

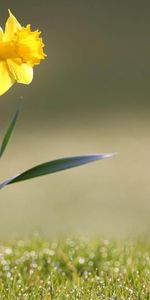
[0,27,3,40]
[4,10,21,41]
[7,59,33,84]
[0,61,14,95]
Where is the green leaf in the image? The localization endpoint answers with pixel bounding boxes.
[0,106,20,158]
[0,153,115,189]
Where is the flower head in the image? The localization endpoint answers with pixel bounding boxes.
[0,10,46,95]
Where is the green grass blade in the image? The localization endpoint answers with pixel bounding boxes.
[0,153,115,189]
[0,106,20,158]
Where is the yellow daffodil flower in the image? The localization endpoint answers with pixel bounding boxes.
[0,10,46,95]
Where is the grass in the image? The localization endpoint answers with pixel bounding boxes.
[0,237,149,299]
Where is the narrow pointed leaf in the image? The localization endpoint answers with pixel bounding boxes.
[0,153,115,189]
[0,106,20,158]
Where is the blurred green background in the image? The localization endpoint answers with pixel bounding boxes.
[0,1,150,238]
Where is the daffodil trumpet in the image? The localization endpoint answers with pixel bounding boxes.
[0,10,45,95]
